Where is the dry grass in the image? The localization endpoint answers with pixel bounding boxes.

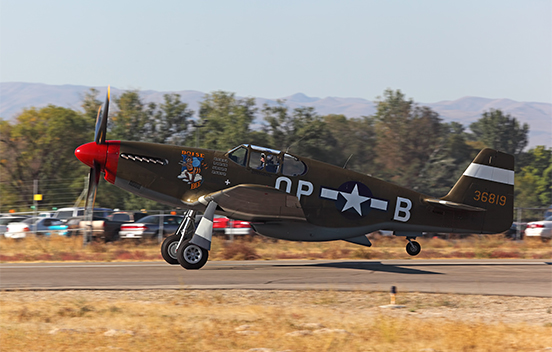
[1,290,551,352]
[0,234,551,263]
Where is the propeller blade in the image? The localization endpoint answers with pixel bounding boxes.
[94,86,110,145]
[83,161,101,244]
[85,162,101,209]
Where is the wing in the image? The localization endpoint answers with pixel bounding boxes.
[201,184,306,221]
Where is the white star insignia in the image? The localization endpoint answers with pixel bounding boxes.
[340,184,370,216]
[320,183,389,217]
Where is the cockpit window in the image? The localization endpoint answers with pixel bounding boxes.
[227,146,248,166]
[249,150,280,173]
[282,154,307,176]
[249,150,263,169]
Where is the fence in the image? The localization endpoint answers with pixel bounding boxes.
[0,209,186,245]
[2,207,550,242]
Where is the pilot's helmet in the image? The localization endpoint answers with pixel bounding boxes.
[261,153,266,159]
[266,154,273,162]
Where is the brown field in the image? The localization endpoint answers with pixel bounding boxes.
[1,290,552,352]
[1,236,551,351]
[0,233,551,263]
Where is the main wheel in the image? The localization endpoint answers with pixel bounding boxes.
[161,234,180,265]
[176,240,209,270]
[406,241,421,256]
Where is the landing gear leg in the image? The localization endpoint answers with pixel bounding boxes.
[406,237,421,256]
[161,210,196,265]
[177,201,218,270]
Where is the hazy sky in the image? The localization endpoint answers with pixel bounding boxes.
[1,0,551,103]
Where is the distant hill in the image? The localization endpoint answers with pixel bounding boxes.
[1,82,550,148]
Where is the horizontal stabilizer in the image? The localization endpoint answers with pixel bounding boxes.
[343,235,372,247]
[424,198,486,212]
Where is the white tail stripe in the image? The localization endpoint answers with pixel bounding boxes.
[463,163,514,185]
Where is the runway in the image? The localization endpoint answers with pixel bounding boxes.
[1,260,551,297]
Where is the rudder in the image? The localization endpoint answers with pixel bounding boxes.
[442,148,514,233]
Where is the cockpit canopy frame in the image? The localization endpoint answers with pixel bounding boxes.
[226,144,307,177]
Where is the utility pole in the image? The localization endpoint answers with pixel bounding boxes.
[192,120,208,148]
[33,180,38,217]
[33,180,39,235]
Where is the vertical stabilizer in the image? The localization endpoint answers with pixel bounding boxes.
[442,148,514,233]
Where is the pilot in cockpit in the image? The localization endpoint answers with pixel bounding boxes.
[258,153,266,169]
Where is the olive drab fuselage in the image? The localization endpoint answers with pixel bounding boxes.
[111,142,514,237]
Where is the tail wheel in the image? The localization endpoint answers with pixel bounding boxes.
[161,234,180,265]
[177,240,209,270]
[406,240,421,256]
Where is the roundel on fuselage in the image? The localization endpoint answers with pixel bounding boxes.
[320,181,389,219]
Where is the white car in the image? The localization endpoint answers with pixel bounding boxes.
[0,216,29,237]
[525,216,552,241]
[53,207,113,222]
[5,217,68,239]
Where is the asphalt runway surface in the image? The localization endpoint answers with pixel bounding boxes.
[1,260,551,297]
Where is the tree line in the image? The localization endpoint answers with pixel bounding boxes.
[0,88,549,214]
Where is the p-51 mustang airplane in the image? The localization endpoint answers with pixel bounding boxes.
[75,87,514,269]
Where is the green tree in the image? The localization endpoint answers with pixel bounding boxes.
[443,122,476,165]
[262,100,295,151]
[145,93,194,145]
[515,146,552,208]
[323,114,377,174]
[469,109,529,157]
[110,90,151,141]
[262,103,338,164]
[198,91,257,150]
[415,122,480,196]
[81,88,103,123]
[0,106,91,211]
[286,107,338,164]
[373,89,445,191]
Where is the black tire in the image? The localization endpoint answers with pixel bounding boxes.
[161,234,180,265]
[406,241,421,256]
[176,240,209,270]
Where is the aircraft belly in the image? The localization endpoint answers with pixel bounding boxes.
[251,221,380,242]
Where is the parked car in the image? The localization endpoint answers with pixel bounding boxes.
[109,211,150,223]
[213,215,230,234]
[65,215,110,238]
[504,223,526,240]
[53,207,113,222]
[225,219,255,236]
[0,216,29,237]
[119,214,184,240]
[65,216,87,237]
[79,211,149,242]
[525,216,552,241]
[212,216,255,238]
[4,217,68,239]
